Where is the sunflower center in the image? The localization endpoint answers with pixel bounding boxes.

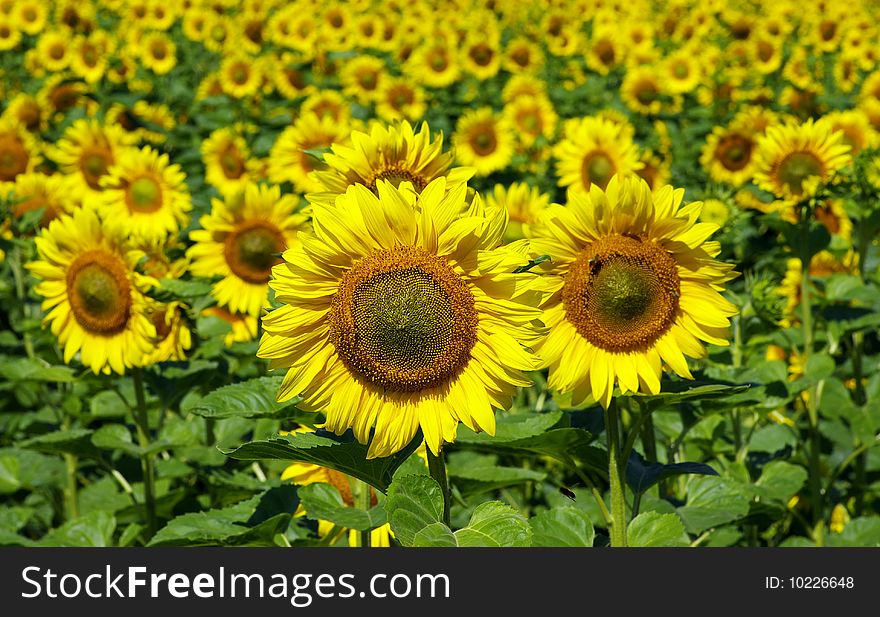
[563,234,680,353]
[220,146,245,178]
[718,133,753,170]
[368,167,427,194]
[151,308,173,341]
[329,246,477,393]
[778,151,824,194]
[224,221,286,284]
[581,151,615,189]
[673,63,688,79]
[66,250,132,334]
[470,127,497,155]
[80,148,113,190]
[126,176,163,213]
[0,135,28,182]
[635,81,659,105]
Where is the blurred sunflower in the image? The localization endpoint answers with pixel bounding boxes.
[8,172,73,227]
[409,40,459,88]
[0,117,41,188]
[98,146,192,243]
[554,116,642,192]
[26,207,156,375]
[219,55,263,99]
[139,31,177,75]
[258,178,544,457]
[375,77,426,123]
[35,29,71,71]
[621,66,667,115]
[700,124,758,186]
[503,95,558,148]
[485,182,551,243]
[823,109,878,157]
[268,112,352,194]
[753,119,852,202]
[530,174,738,408]
[12,0,47,35]
[188,183,306,317]
[2,93,46,134]
[202,306,259,346]
[461,34,501,80]
[51,119,135,203]
[453,108,514,177]
[503,37,543,74]
[202,127,257,198]
[309,120,472,207]
[340,55,385,103]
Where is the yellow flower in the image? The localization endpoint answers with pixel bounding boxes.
[452,108,514,177]
[753,118,852,203]
[621,66,670,116]
[258,178,544,457]
[8,172,74,228]
[202,306,259,346]
[35,29,71,71]
[12,0,47,35]
[2,93,46,134]
[503,95,558,148]
[376,77,426,123]
[98,146,192,243]
[0,117,41,189]
[460,34,501,80]
[340,55,385,103]
[485,182,551,243]
[700,124,758,187]
[140,32,177,75]
[0,13,21,51]
[188,183,307,317]
[661,49,702,94]
[219,55,262,99]
[530,174,738,408]
[309,120,472,207]
[26,207,156,375]
[267,112,352,193]
[70,33,109,83]
[202,127,258,198]
[554,116,642,193]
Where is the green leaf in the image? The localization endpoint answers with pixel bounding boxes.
[385,474,445,547]
[627,512,689,547]
[530,507,595,547]
[412,522,457,547]
[790,353,835,391]
[753,461,808,504]
[513,254,551,273]
[92,424,140,456]
[222,430,422,492]
[189,376,305,419]
[827,517,880,547]
[148,493,293,546]
[448,465,546,497]
[297,483,387,531]
[19,429,101,459]
[456,410,563,443]
[40,512,116,547]
[625,450,718,494]
[0,357,76,382]
[0,456,22,494]
[635,384,751,412]
[677,476,750,534]
[454,502,532,547]
[749,424,797,454]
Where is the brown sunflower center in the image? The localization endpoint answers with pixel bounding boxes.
[717,133,754,171]
[66,250,132,334]
[220,145,245,178]
[635,81,659,105]
[469,126,497,156]
[581,151,616,189]
[79,147,113,190]
[328,246,477,393]
[469,44,493,66]
[0,135,29,182]
[777,151,824,194]
[126,175,163,213]
[368,167,428,194]
[151,307,173,341]
[563,234,680,353]
[224,221,286,284]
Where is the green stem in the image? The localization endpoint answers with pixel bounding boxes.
[605,399,628,547]
[9,245,36,360]
[563,456,612,527]
[426,448,451,527]
[355,480,372,548]
[132,369,157,539]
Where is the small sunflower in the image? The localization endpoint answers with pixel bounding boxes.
[503,37,544,74]
[700,124,758,186]
[98,146,192,243]
[461,34,501,80]
[823,109,878,157]
[202,127,257,198]
[0,117,41,188]
[530,174,738,408]
[340,55,385,103]
[503,95,558,148]
[753,119,852,202]
[2,93,46,134]
[452,108,514,177]
[202,306,259,346]
[375,77,426,123]
[308,120,472,207]
[258,178,545,458]
[219,55,263,99]
[408,40,460,89]
[188,183,307,317]
[267,112,352,194]
[8,172,73,227]
[485,182,551,243]
[50,119,134,203]
[35,29,71,71]
[621,66,668,116]
[26,207,156,375]
[139,31,177,75]
[554,116,642,192]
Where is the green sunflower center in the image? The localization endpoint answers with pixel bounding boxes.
[66,250,132,334]
[126,176,163,212]
[777,151,824,194]
[563,234,680,353]
[80,148,112,189]
[224,221,285,284]
[581,151,616,189]
[329,246,477,392]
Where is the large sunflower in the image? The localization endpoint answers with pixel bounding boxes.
[554,116,642,192]
[308,120,473,207]
[99,146,192,243]
[26,207,156,375]
[530,174,738,409]
[753,118,852,202]
[258,178,544,458]
[188,183,307,317]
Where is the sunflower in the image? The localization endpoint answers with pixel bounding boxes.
[301,90,351,125]
[12,0,47,35]
[202,126,257,198]
[778,251,858,326]
[0,117,42,189]
[267,112,352,193]
[461,34,501,80]
[308,120,472,207]
[753,119,852,202]
[8,172,73,227]
[26,207,156,375]
[35,29,71,71]
[502,75,547,103]
[143,300,192,364]
[202,306,259,346]
[621,66,667,116]
[2,93,46,134]
[340,55,385,103]
[219,54,262,98]
[585,28,623,75]
[452,108,514,177]
[503,37,544,74]
[503,95,558,148]
[375,77,426,123]
[258,178,545,457]
[408,40,460,89]
[661,49,701,94]
[0,13,21,51]
[823,109,878,157]
[139,31,177,75]
[530,174,738,409]
[485,182,551,243]
[106,100,176,145]
[50,119,134,203]
[700,124,758,186]
[554,116,642,193]
[636,151,672,192]
[98,146,191,243]
[70,33,108,83]
[188,183,306,317]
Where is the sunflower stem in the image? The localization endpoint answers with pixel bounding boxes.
[132,368,158,539]
[9,245,36,361]
[426,447,451,527]
[605,398,628,547]
[356,480,372,548]
[61,416,79,521]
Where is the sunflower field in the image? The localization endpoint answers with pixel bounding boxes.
[1,0,879,551]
